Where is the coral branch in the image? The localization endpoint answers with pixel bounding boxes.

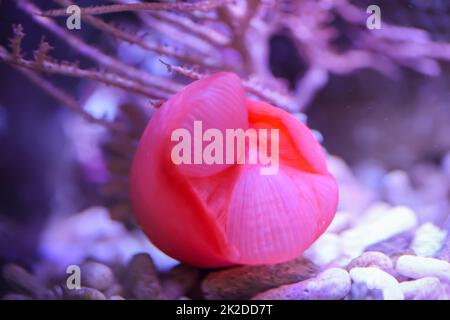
[15,67,125,132]
[33,36,53,66]
[0,46,163,100]
[159,59,203,80]
[41,0,232,17]
[138,11,220,57]
[243,79,296,111]
[17,0,182,96]
[52,0,217,68]
[160,60,296,110]
[150,11,230,47]
[9,24,25,59]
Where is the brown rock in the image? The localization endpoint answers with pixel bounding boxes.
[252,268,351,300]
[63,287,107,300]
[2,293,32,300]
[202,257,317,300]
[162,264,201,299]
[2,264,51,299]
[125,253,167,300]
[347,251,395,275]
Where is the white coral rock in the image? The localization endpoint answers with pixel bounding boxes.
[411,223,447,257]
[340,206,418,259]
[350,267,404,300]
[396,255,450,282]
[400,277,442,300]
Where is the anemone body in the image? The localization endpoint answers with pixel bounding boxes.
[130,72,338,267]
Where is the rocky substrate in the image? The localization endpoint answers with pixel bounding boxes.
[2,240,449,300]
[2,155,449,300]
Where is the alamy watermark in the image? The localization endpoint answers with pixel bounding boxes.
[64,4,382,32]
[66,5,81,30]
[66,264,81,290]
[170,121,280,175]
[366,5,382,30]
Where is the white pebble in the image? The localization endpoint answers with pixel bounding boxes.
[304,233,342,266]
[81,261,115,291]
[411,223,447,257]
[350,267,404,300]
[306,268,351,300]
[400,277,441,300]
[354,202,391,226]
[442,152,450,177]
[326,211,352,233]
[293,112,307,123]
[396,255,450,282]
[341,206,417,258]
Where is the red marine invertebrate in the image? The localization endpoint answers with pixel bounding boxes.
[130,72,338,267]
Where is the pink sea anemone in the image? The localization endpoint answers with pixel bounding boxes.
[130,72,338,267]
